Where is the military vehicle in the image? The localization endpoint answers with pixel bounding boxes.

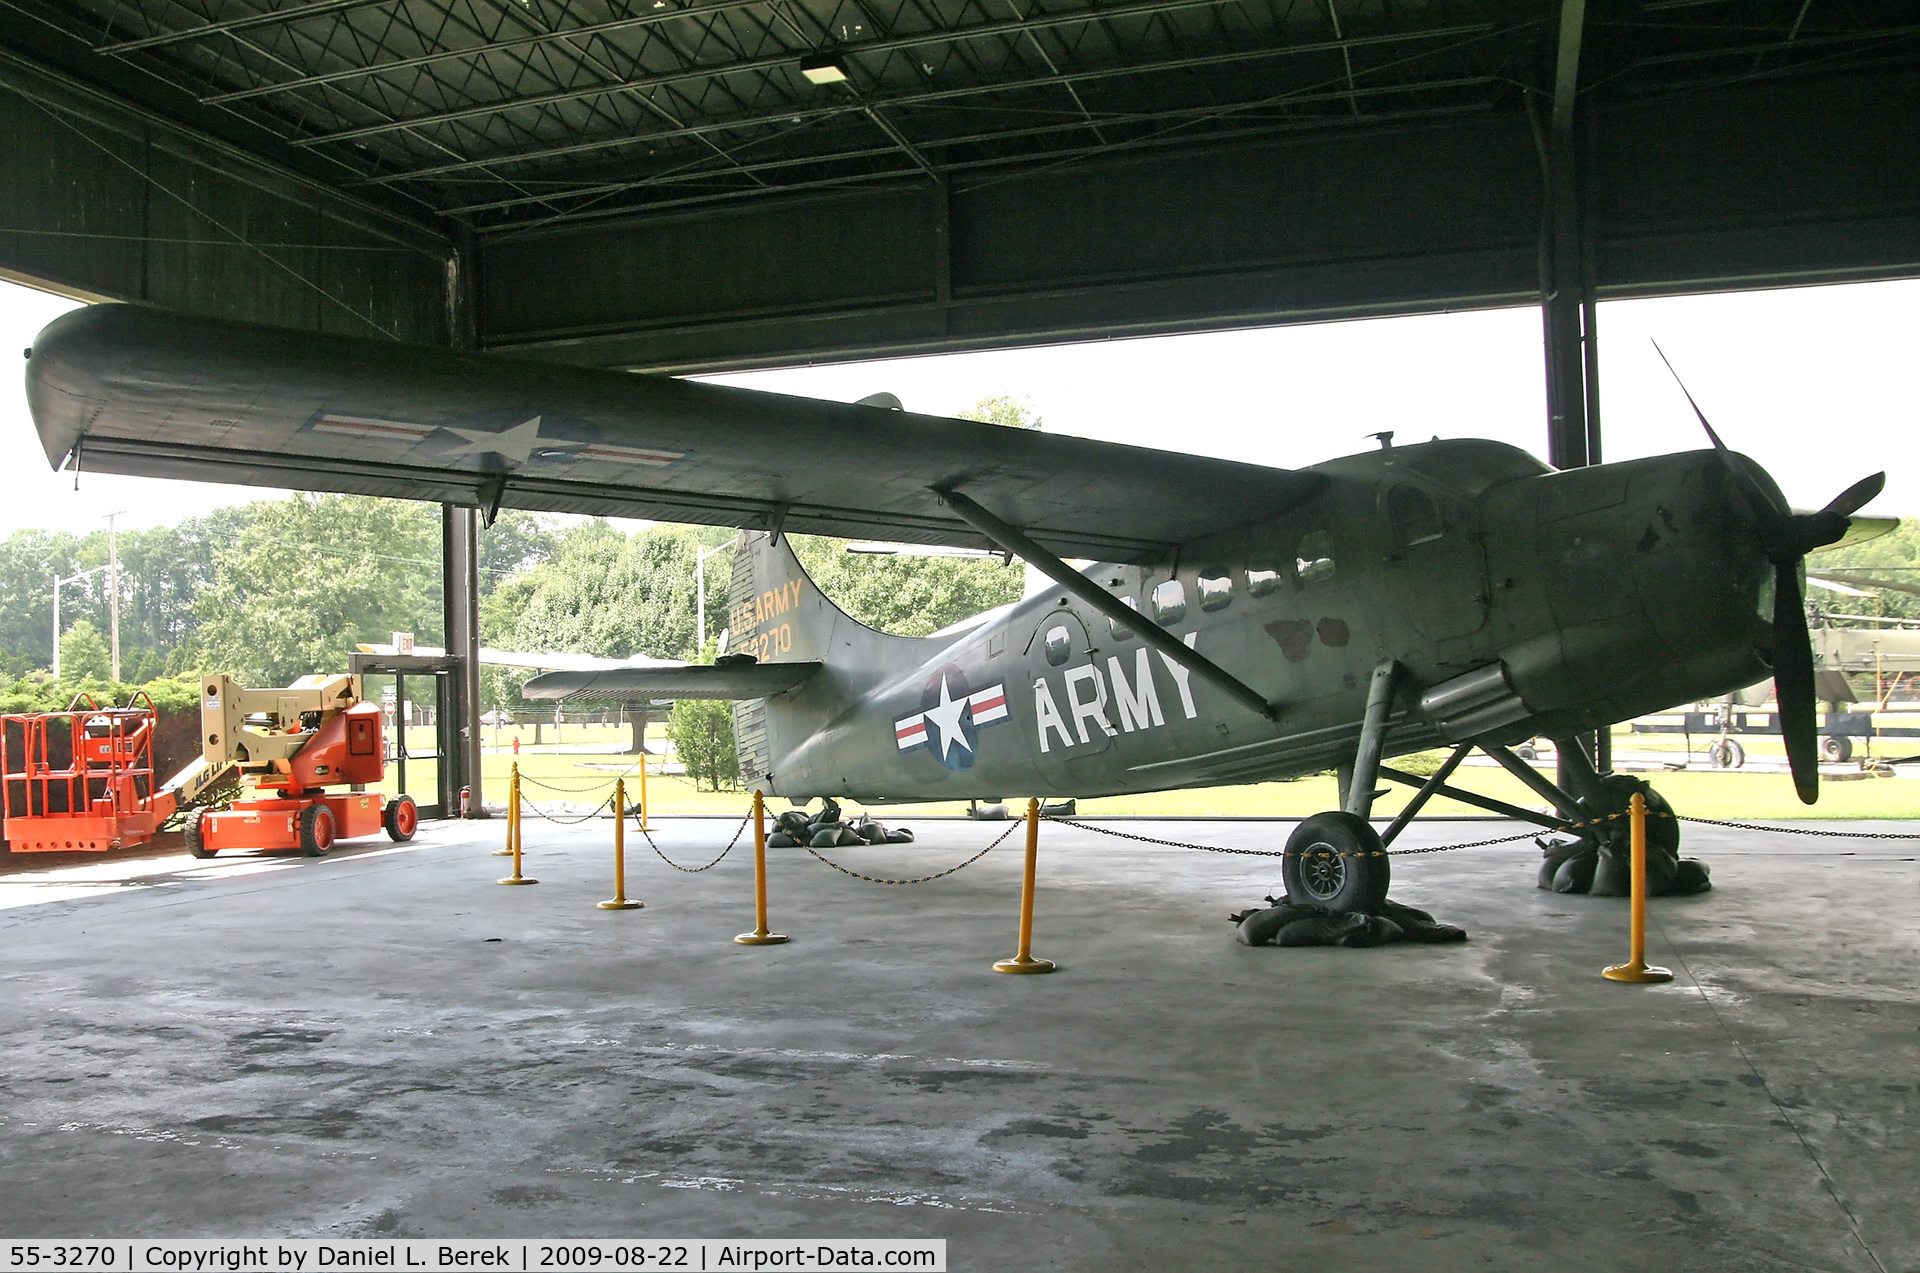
[24,303,1893,910]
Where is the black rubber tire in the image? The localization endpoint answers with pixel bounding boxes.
[1282,811,1389,914]
[383,794,418,842]
[299,804,335,857]
[1821,734,1852,763]
[184,808,215,859]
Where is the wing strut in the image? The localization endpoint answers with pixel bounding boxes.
[933,487,1280,722]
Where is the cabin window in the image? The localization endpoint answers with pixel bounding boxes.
[1043,625,1073,666]
[1295,530,1336,585]
[1389,484,1444,547]
[1198,575,1233,612]
[1246,566,1285,596]
[1109,595,1138,640]
[1151,580,1187,625]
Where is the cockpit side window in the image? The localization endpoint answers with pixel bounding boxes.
[1295,530,1336,586]
[1389,485,1444,548]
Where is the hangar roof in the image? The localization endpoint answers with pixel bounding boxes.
[15,0,1920,236]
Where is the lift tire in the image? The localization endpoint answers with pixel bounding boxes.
[184,808,215,859]
[299,804,336,857]
[383,794,418,842]
[1821,734,1852,763]
[1282,811,1390,915]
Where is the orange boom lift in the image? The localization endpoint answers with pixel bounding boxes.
[184,674,416,857]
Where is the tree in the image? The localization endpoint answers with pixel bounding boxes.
[186,495,442,683]
[1806,519,1920,623]
[956,394,1042,430]
[58,620,110,682]
[667,697,738,791]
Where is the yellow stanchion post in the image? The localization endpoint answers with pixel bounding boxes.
[734,789,789,945]
[599,777,643,910]
[638,745,652,832]
[497,765,537,886]
[994,797,1056,974]
[1603,792,1671,983]
[493,760,516,855]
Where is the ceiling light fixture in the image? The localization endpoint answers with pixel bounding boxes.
[799,53,851,85]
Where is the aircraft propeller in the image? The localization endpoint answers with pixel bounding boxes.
[1654,343,1885,804]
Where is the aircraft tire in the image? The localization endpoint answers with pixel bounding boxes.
[1709,739,1745,769]
[1282,811,1389,915]
[1821,734,1852,763]
[184,808,216,859]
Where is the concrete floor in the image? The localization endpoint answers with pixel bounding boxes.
[0,810,1913,1272]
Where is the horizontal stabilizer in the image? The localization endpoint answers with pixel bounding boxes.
[522,662,823,701]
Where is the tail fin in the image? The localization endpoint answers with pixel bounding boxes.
[726,531,937,789]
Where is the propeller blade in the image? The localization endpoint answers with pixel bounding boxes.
[1815,514,1899,552]
[1652,340,1729,452]
[1772,563,1821,805]
[1822,471,1886,518]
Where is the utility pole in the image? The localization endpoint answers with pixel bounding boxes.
[105,511,124,682]
[696,536,739,652]
[51,563,111,679]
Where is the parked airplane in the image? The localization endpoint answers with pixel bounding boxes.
[23,304,1892,910]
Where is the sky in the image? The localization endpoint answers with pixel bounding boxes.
[0,274,1913,539]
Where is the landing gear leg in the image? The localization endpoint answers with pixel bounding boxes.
[1285,661,1399,914]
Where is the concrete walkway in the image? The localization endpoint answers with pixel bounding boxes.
[0,813,1913,1272]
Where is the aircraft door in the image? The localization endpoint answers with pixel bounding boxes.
[1026,610,1115,778]
[1381,482,1488,641]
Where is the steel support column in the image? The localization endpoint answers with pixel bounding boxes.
[441,231,485,816]
[442,504,483,816]
[1542,0,1609,782]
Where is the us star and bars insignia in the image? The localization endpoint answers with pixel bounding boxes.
[895,667,1008,771]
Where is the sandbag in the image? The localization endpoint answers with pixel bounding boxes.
[776,810,811,837]
[835,826,863,846]
[1553,851,1597,894]
[1235,902,1327,947]
[1276,912,1403,948]
[767,832,795,848]
[884,828,914,844]
[809,828,840,848]
[1670,858,1712,895]
[856,819,889,844]
[1377,899,1467,943]
[813,797,842,826]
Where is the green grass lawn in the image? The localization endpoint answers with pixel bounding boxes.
[450,727,1920,823]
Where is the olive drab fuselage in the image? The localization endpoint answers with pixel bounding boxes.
[732,439,1776,803]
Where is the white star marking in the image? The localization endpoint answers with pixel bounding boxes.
[921,675,973,762]
[442,416,562,464]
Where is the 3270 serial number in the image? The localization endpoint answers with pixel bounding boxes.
[10,1249,119,1268]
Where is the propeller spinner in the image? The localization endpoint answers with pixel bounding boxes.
[1654,343,1886,803]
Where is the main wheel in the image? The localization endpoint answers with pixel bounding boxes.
[1282,811,1390,914]
[383,794,418,842]
[1821,734,1852,763]
[299,804,336,857]
[184,808,215,859]
[1709,738,1745,769]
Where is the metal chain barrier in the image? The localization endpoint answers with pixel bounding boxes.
[1677,814,1920,839]
[633,807,752,873]
[520,773,628,794]
[1043,812,1639,858]
[520,791,617,825]
[802,819,1023,884]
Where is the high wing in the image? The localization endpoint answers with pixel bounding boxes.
[26,305,1321,562]
[521,662,823,701]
